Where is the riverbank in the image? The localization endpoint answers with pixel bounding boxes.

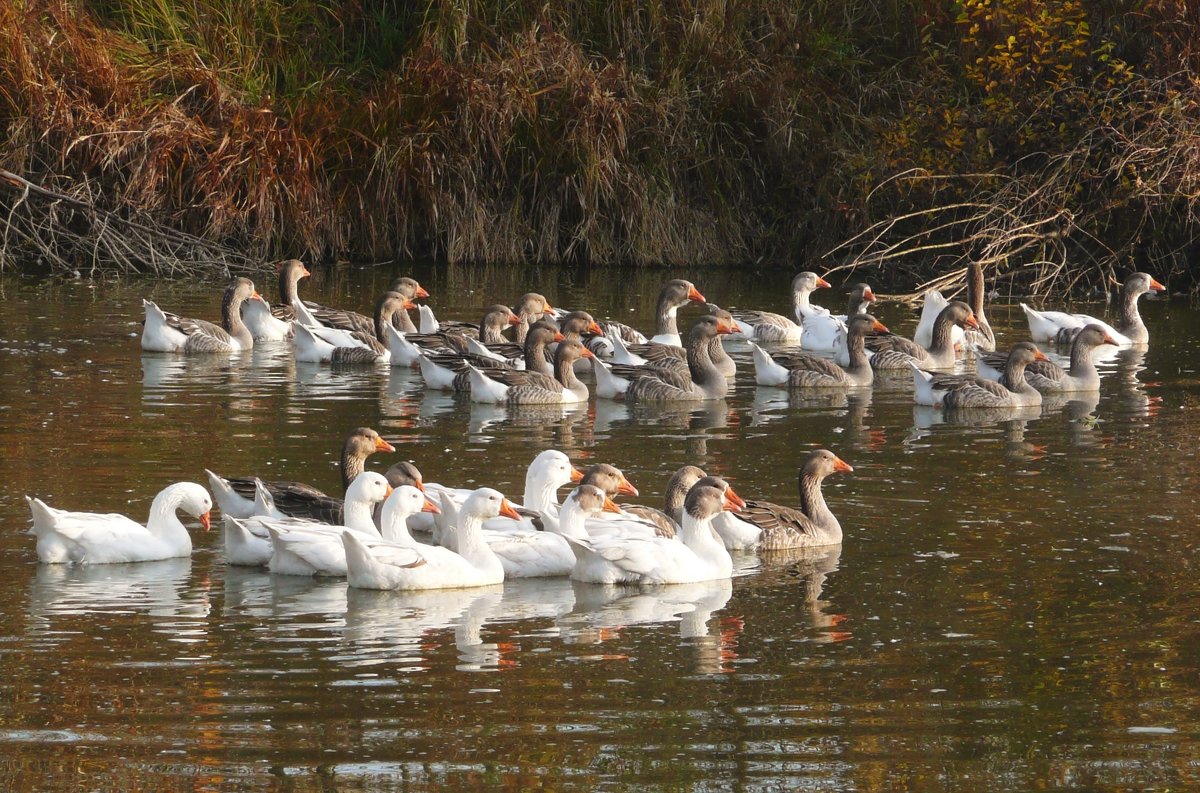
[1,1,1197,292]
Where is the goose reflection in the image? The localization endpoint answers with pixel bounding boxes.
[141,353,246,394]
[221,566,347,619]
[758,544,848,643]
[28,556,209,620]
[1111,347,1161,419]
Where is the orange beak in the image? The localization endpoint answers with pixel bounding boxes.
[863,287,876,301]
[499,499,521,520]
[723,486,746,511]
[687,285,706,303]
[617,475,639,497]
[601,496,623,515]
[872,319,890,333]
[507,314,522,326]
[384,485,394,499]
[963,313,981,330]
[414,479,426,493]
[553,331,566,342]
[569,467,585,483]
[302,267,311,277]
[252,291,264,301]
[580,347,595,359]
[816,277,832,289]
[199,511,211,531]
[402,298,418,310]
[1101,334,1119,346]
[422,497,441,515]
[375,437,396,453]
[832,456,854,474]
[1150,277,1166,292]
[543,300,554,313]
[416,285,430,299]
[715,320,735,334]
[588,321,604,335]
[1033,348,1050,362]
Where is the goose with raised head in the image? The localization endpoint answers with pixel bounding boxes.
[1022,272,1166,347]
[467,339,594,405]
[593,316,735,402]
[963,262,996,351]
[750,315,888,388]
[142,277,262,354]
[912,342,1049,408]
[739,449,852,551]
[976,324,1118,393]
[597,279,707,347]
[610,306,743,377]
[513,292,556,343]
[27,482,212,564]
[207,427,396,521]
[343,487,518,590]
[567,484,742,585]
[867,301,979,370]
[731,272,831,344]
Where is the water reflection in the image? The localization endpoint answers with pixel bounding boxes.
[27,557,209,619]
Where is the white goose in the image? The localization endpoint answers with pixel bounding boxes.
[567,484,741,585]
[27,482,212,564]
[485,485,623,578]
[730,272,830,344]
[801,282,876,355]
[1022,272,1166,347]
[343,487,518,591]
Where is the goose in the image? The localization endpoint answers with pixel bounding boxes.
[609,306,743,377]
[866,301,979,370]
[259,472,394,576]
[467,339,594,405]
[484,485,623,578]
[1022,272,1166,347]
[27,482,212,564]
[513,292,556,343]
[730,272,830,344]
[963,262,996,351]
[241,261,306,340]
[612,465,707,539]
[417,321,562,392]
[739,449,852,551]
[567,484,741,585]
[263,259,312,324]
[750,315,888,388]
[293,294,416,364]
[597,279,707,347]
[222,480,287,566]
[285,263,430,337]
[593,316,735,402]
[343,487,519,590]
[405,304,521,368]
[913,289,967,352]
[142,277,262,354]
[206,427,396,521]
[976,324,1118,393]
[801,282,877,355]
[911,342,1049,408]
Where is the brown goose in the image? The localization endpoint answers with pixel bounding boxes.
[740,449,853,551]
[468,339,594,405]
[867,301,979,370]
[293,294,415,364]
[595,316,735,401]
[418,321,564,392]
[597,279,707,347]
[1022,272,1166,347]
[268,259,311,323]
[206,428,396,523]
[513,293,555,343]
[963,262,996,351]
[395,304,520,368]
[913,342,1050,408]
[611,305,742,377]
[142,277,262,354]
[750,314,888,388]
[618,465,708,539]
[976,324,1118,393]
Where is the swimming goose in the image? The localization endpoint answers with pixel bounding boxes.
[976,324,1118,393]
[242,260,307,340]
[594,316,735,402]
[260,472,394,576]
[485,485,623,578]
[293,294,415,364]
[1022,272,1166,347]
[207,427,396,521]
[750,315,888,388]
[731,272,830,344]
[387,304,511,366]
[801,282,877,354]
[609,306,743,377]
[598,279,707,347]
[27,482,212,564]
[612,465,707,539]
[513,293,556,343]
[418,321,562,392]
[867,301,979,370]
[962,263,996,351]
[343,487,518,590]
[467,339,594,405]
[567,484,741,585]
[739,449,852,551]
[142,277,262,354]
[912,342,1049,408]
[263,259,312,324]
[913,289,967,352]
[285,264,430,338]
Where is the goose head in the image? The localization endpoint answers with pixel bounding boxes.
[846,314,889,338]
[464,487,521,520]
[385,461,425,492]
[1077,324,1120,349]
[390,276,430,300]
[683,484,732,523]
[706,306,745,336]
[515,293,554,318]
[848,282,875,306]
[691,475,746,511]
[939,300,981,330]
[528,320,566,345]
[689,315,735,343]
[1124,272,1167,298]
[380,484,440,530]
[791,271,832,297]
[561,311,604,337]
[345,471,393,507]
[527,450,585,492]
[803,449,854,480]
[347,427,396,458]
[276,259,311,286]
[566,484,623,517]
[1006,341,1050,367]
[482,304,521,333]
[661,279,706,307]
[224,277,262,307]
[553,338,594,367]
[174,482,214,530]
[582,464,640,498]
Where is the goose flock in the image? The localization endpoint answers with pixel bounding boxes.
[27,262,1166,595]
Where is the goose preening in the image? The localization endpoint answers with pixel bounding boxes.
[730,271,830,344]
[739,450,851,551]
[142,277,262,354]
[27,482,212,564]
[609,306,743,377]
[344,487,519,591]
[1022,272,1166,347]
[597,279,707,347]
[467,339,594,405]
[566,483,741,585]
[867,301,979,371]
[207,427,396,522]
[976,324,1118,393]
[593,315,736,402]
[912,342,1050,408]
[750,315,889,388]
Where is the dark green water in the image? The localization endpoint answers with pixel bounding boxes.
[0,265,1197,791]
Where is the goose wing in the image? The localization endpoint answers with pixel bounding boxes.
[740,499,822,550]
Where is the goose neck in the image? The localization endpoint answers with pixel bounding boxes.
[687,336,725,391]
[1118,284,1145,333]
[798,472,840,540]
[553,499,590,541]
[222,291,253,346]
[1068,339,1099,377]
[146,485,189,536]
[655,301,681,338]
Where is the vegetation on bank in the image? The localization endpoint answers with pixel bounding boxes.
[0,0,1197,292]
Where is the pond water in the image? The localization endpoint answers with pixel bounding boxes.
[0,264,1197,790]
